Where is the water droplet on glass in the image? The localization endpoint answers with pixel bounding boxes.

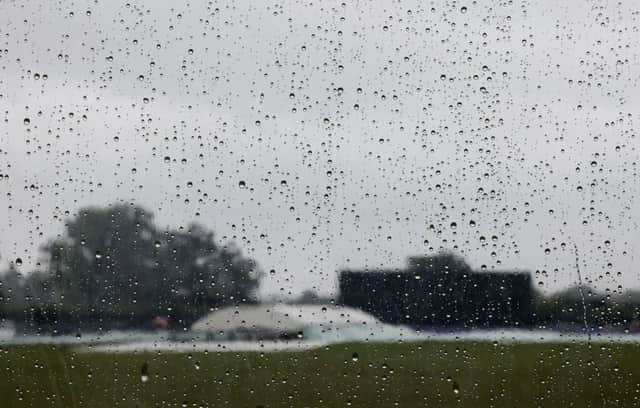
[141,362,149,383]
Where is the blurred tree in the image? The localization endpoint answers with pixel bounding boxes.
[0,263,25,318]
[41,203,158,316]
[27,203,261,327]
[291,289,333,305]
[154,223,261,322]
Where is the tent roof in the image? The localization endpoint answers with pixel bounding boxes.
[191,304,380,333]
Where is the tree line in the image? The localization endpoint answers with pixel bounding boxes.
[2,204,640,333]
[0,203,261,332]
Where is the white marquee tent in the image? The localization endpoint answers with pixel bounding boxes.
[191,303,381,334]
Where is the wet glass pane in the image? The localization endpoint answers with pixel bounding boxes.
[0,0,638,406]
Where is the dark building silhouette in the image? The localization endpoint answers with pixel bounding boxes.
[338,253,533,328]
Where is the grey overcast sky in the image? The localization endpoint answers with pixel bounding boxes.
[1,0,639,298]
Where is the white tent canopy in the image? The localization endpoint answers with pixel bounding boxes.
[191,304,381,333]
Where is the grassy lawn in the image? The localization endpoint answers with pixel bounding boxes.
[0,340,638,407]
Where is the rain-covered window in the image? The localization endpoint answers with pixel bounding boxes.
[0,1,638,406]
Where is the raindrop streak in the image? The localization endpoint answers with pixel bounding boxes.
[574,244,605,406]
[140,362,149,383]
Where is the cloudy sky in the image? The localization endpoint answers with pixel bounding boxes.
[1,0,639,298]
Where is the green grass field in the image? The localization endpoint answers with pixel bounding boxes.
[0,340,638,407]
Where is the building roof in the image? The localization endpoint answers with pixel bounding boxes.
[191,303,380,333]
